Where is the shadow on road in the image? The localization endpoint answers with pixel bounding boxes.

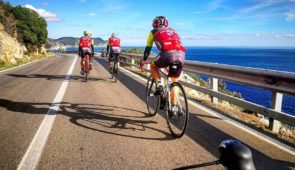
[5,74,112,83]
[94,58,295,170]
[0,99,172,141]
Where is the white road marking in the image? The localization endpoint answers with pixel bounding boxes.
[118,64,295,156]
[17,55,78,170]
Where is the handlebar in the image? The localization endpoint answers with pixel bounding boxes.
[139,60,151,72]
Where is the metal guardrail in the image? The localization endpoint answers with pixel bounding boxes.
[101,52,295,131]
[184,61,295,96]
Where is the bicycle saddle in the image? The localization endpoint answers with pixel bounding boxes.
[219,139,256,170]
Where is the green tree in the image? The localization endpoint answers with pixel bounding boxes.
[0,1,48,53]
[12,6,47,52]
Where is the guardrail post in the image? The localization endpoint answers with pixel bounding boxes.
[131,59,135,69]
[269,92,283,133]
[210,77,218,104]
[146,64,150,71]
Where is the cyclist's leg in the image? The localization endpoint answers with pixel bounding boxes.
[151,62,160,82]
[80,50,86,74]
[165,51,185,105]
[114,53,119,70]
[170,77,179,105]
[89,54,93,70]
[109,52,114,70]
[153,54,170,85]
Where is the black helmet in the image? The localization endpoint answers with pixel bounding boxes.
[152,16,168,28]
[219,140,256,170]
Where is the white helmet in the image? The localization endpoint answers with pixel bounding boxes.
[111,33,117,38]
[84,31,92,36]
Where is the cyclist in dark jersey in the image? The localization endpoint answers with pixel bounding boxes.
[141,16,186,106]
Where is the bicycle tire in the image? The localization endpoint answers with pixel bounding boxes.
[146,76,160,116]
[165,82,189,138]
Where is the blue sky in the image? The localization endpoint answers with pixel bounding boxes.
[5,0,295,47]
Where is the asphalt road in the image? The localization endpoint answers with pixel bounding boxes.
[0,54,294,170]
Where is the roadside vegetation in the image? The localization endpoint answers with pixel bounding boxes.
[0,0,51,71]
[0,0,47,53]
[0,53,55,71]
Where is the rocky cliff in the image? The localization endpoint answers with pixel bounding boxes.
[0,23,28,65]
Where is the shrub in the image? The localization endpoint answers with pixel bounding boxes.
[0,1,48,53]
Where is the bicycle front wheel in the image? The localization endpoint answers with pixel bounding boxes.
[146,76,160,116]
[165,82,189,138]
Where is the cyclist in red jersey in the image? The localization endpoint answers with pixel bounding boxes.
[107,33,121,69]
[78,31,94,75]
[141,16,186,106]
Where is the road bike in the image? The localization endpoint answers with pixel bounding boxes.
[141,60,189,138]
[109,53,120,83]
[82,54,90,82]
[173,139,256,170]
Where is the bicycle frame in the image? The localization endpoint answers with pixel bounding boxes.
[159,70,172,111]
[140,60,181,111]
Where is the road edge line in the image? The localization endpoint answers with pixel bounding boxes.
[17,55,77,170]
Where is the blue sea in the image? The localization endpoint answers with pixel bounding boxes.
[64,47,295,115]
[184,47,295,116]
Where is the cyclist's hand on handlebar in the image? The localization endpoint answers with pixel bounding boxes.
[139,59,145,72]
[139,59,145,66]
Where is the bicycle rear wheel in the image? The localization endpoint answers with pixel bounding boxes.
[146,76,160,116]
[165,82,189,138]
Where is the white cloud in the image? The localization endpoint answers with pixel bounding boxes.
[256,33,295,38]
[208,0,223,10]
[240,0,279,14]
[23,4,60,22]
[89,12,96,16]
[41,2,48,7]
[195,0,223,14]
[285,12,295,22]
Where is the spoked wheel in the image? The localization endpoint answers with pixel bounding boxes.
[165,82,189,138]
[146,76,160,116]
